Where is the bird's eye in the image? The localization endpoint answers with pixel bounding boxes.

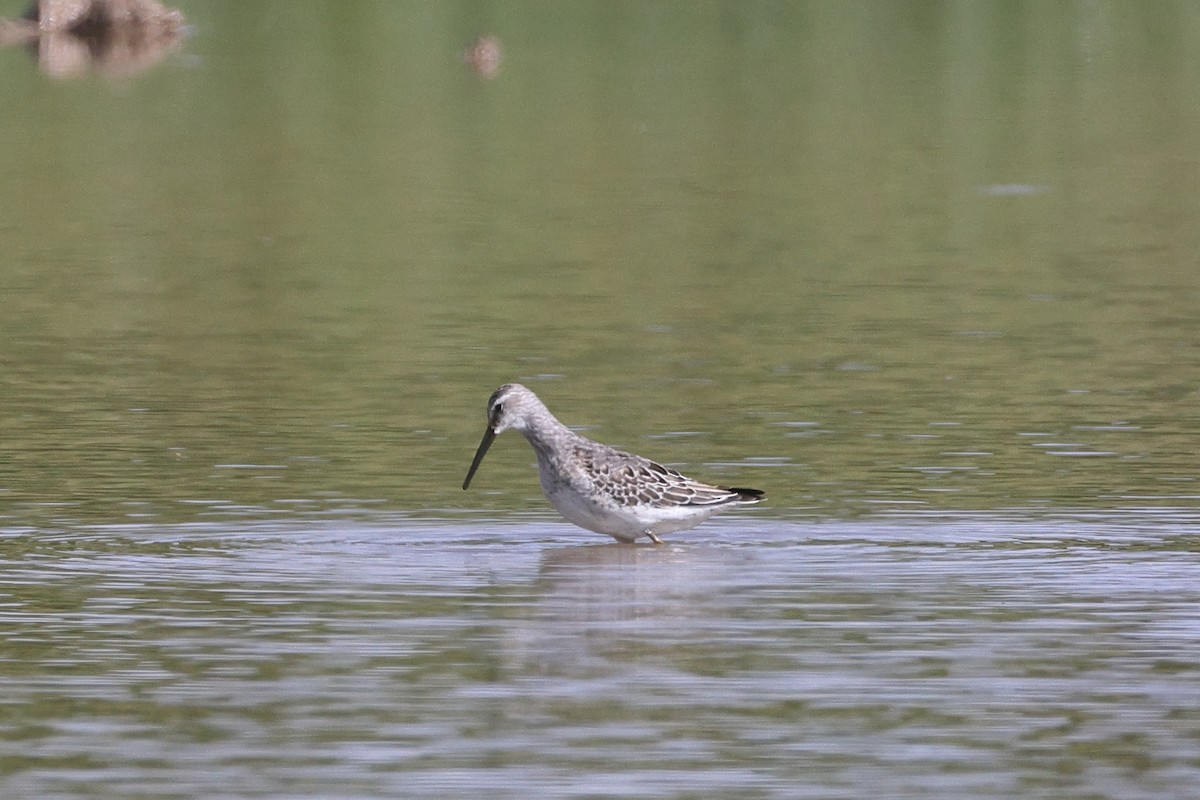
[493,402,504,415]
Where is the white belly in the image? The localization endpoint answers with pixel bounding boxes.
[538,465,718,542]
[544,482,646,542]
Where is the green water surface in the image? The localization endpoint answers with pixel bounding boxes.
[1,3,1199,798]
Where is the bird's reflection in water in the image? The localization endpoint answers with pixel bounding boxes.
[499,542,753,677]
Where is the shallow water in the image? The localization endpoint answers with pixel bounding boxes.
[2,514,1199,799]
[3,2,1200,797]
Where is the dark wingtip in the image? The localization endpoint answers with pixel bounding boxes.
[729,487,765,502]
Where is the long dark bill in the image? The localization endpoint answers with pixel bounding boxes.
[462,427,497,490]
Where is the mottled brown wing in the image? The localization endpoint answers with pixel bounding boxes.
[578,445,754,508]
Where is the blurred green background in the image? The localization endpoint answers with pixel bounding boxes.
[2,1,1199,527]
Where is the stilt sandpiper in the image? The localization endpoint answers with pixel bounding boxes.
[462,383,765,543]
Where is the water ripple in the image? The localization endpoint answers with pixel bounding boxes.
[2,514,1199,798]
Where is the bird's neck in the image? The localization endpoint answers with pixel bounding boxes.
[518,411,576,462]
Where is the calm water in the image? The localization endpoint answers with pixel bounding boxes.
[2,1,1200,798]
[4,517,1199,799]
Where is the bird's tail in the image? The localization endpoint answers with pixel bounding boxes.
[728,487,765,503]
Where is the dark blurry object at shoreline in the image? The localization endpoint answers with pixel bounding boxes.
[0,0,184,78]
